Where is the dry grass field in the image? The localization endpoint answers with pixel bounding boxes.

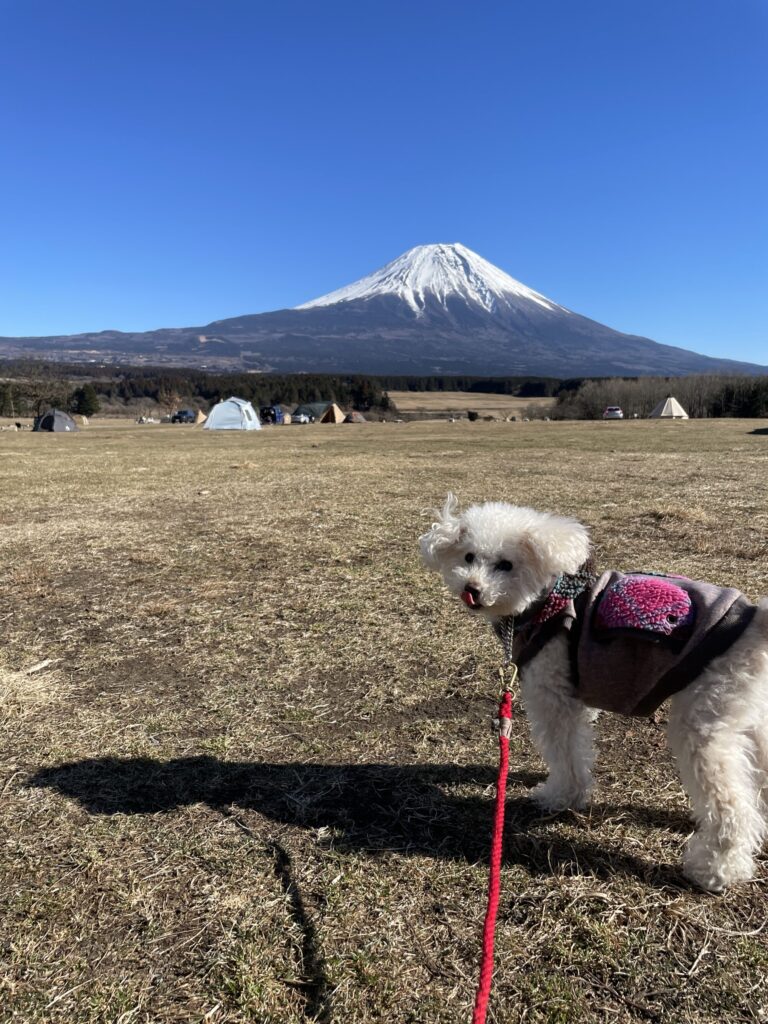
[1,417,768,1023]
[386,391,556,417]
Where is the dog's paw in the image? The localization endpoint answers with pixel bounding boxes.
[529,780,589,813]
[682,836,755,892]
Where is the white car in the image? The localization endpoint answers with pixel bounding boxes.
[292,413,312,424]
[602,406,624,420]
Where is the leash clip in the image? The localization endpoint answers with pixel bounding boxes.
[498,662,518,694]
[493,664,516,738]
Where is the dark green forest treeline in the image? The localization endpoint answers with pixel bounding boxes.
[551,375,768,419]
[0,362,560,416]
[0,359,766,418]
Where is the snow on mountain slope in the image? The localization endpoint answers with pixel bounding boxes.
[296,242,565,316]
[4,242,766,377]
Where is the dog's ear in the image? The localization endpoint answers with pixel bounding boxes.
[522,513,590,577]
[419,493,464,569]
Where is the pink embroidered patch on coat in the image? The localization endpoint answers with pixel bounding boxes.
[596,575,694,636]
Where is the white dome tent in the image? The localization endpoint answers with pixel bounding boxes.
[649,396,689,420]
[203,397,262,430]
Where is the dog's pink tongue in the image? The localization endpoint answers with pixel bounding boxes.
[461,590,477,607]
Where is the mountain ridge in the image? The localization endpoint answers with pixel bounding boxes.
[1,243,765,377]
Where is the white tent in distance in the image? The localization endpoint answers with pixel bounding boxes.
[203,397,262,430]
[649,396,689,419]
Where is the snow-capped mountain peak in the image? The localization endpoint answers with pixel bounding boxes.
[295,242,563,316]
[5,241,766,378]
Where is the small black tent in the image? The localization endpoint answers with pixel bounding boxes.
[33,409,79,432]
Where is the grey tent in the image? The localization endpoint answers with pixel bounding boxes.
[33,409,79,432]
[293,402,332,422]
[203,397,261,430]
[649,396,689,419]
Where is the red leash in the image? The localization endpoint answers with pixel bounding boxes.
[472,687,513,1024]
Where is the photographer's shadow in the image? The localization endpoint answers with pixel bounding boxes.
[29,756,689,885]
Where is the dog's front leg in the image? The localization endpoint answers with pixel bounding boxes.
[521,636,597,812]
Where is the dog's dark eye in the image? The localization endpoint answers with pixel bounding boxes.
[496,560,513,572]
[465,552,475,565]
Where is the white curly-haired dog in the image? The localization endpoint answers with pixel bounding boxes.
[420,494,768,892]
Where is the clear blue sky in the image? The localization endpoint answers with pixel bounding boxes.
[1,0,766,364]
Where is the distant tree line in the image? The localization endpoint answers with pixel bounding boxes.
[0,364,388,416]
[0,375,101,418]
[552,375,768,419]
[95,371,391,412]
[368,375,563,397]
[84,370,565,408]
[1,359,766,418]
[0,361,567,415]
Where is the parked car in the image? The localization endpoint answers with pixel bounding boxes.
[292,413,313,424]
[259,405,284,425]
[171,409,196,424]
[602,406,624,420]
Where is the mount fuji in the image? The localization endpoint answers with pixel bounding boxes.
[296,243,564,318]
[2,243,765,377]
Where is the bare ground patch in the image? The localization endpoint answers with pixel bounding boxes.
[1,419,767,1022]
[387,391,556,417]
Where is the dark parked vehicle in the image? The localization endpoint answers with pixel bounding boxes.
[171,409,196,424]
[259,405,285,425]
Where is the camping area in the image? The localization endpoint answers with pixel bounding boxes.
[1,416,767,1023]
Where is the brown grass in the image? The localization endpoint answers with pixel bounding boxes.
[386,391,555,416]
[1,418,768,1022]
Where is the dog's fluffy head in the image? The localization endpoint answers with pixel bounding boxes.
[419,494,591,620]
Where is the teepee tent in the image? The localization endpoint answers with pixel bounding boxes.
[203,397,261,430]
[320,403,345,424]
[649,396,689,420]
[194,409,208,425]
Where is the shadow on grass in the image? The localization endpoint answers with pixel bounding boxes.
[29,756,689,885]
[748,428,768,435]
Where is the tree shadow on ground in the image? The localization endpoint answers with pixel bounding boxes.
[748,428,768,435]
[29,757,691,887]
